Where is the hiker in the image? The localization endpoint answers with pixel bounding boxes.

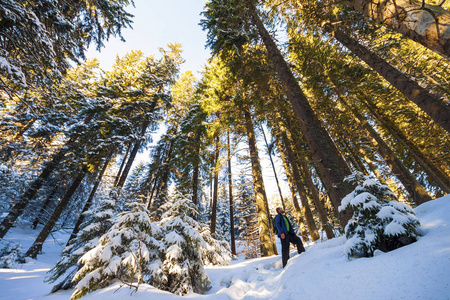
[274,207,305,267]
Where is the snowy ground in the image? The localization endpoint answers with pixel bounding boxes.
[1,195,449,300]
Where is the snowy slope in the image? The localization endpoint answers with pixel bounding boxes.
[1,195,449,300]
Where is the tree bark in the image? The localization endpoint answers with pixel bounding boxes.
[192,130,202,206]
[25,171,86,258]
[325,25,450,133]
[243,107,277,256]
[0,110,97,240]
[210,133,220,236]
[227,130,236,255]
[0,148,67,239]
[335,89,433,205]
[113,143,131,187]
[362,97,450,193]
[339,0,450,58]
[358,148,389,185]
[298,157,335,239]
[249,6,354,227]
[66,158,110,246]
[146,176,158,210]
[280,131,321,241]
[150,138,175,217]
[115,121,150,189]
[277,140,309,242]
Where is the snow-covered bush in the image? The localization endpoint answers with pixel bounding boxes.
[153,192,211,295]
[46,198,116,292]
[200,227,232,266]
[339,172,420,258]
[70,201,162,300]
[0,242,25,268]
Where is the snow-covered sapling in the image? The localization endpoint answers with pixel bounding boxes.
[0,242,25,268]
[153,191,211,295]
[200,227,232,266]
[70,201,162,300]
[339,172,420,258]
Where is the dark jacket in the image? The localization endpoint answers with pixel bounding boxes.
[274,213,295,237]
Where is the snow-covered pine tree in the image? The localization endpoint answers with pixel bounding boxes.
[153,191,211,295]
[45,195,116,292]
[70,200,161,300]
[0,242,25,268]
[215,182,231,240]
[234,175,261,259]
[200,226,232,266]
[339,172,420,258]
[199,184,233,266]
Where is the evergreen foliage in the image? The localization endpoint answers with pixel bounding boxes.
[339,172,420,258]
[153,191,212,295]
[0,0,134,91]
[0,241,25,268]
[45,197,116,292]
[68,191,225,298]
[234,175,261,259]
[70,200,162,300]
[2,1,450,298]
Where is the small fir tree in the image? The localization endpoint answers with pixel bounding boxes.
[0,242,25,268]
[70,200,162,300]
[339,172,420,258]
[200,226,232,266]
[215,183,231,241]
[234,175,261,259]
[153,191,211,295]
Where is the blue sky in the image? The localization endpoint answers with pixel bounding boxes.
[86,0,210,74]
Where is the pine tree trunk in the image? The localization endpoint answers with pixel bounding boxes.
[0,149,66,239]
[114,143,131,187]
[248,6,354,227]
[26,171,86,258]
[298,157,335,239]
[227,130,236,255]
[325,25,450,133]
[66,158,110,246]
[192,131,202,206]
[335,91,432,205]
[210,133,220,236]
[192,162,200,206]
[338,0,450,58]
[115,121,149,189]
[150,138,175,217]
[280,131,320,241]
[362,97,450,194]
[0,113,94,239]
[277,140,309,242]
[243,107,277,256]
[260,125,286,211]
[209,163,213,210]
[146,176,158,210]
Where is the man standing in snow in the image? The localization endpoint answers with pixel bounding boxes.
[274,207,305,267]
